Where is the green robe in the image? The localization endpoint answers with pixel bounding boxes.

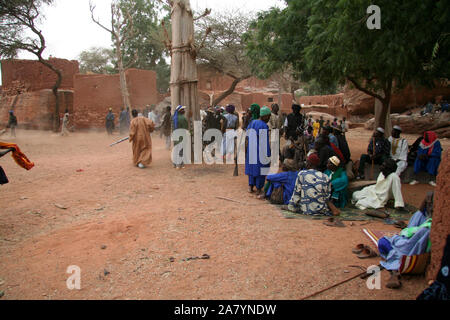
[173,114,189,146]
[324,167,349,208]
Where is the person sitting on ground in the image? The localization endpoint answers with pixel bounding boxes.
[286,153,340,216]
[282,127,309,169]
[352,158,404,210]
[356,127,391,180]
[260,159,299,204]
[388,125,409,177]
[324,156,349,208]
[314,136,337,172]
[378,192,434,289]
[245,106,272,195]
[410,131,442,187]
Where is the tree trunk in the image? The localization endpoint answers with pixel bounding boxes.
[38,58,62,132]
[374,98,392,137]
[170,0,200,125]
[115,35,132,114]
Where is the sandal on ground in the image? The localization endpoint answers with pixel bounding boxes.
[365,211,389,219]
[357,246,378,259]
[323,217,346,228]
[386,272,402,289]
[352,243,366,254]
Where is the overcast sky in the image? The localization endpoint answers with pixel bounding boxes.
[16,0,285,60]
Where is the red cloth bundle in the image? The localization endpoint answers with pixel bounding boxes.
[0,142,34,170]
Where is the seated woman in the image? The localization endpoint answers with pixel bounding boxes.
[261,159,299,204]
[286,153,338,216]
[410,131,442,187]
[352,158,404,210]
[324,156,349,208]
[378,192,434,289]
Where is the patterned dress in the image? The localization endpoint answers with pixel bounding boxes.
[288,169,332,215]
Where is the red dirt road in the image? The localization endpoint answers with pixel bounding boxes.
[0,128,444,300]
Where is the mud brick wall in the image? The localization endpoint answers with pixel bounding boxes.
[298,93,344,108]
[125,68,158,108]
[1,58,79,93]
[73,69,157,129]
[0,89,73,130]
[427,149,450,280]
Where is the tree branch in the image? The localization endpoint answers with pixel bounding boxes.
[194,8,211,21]
[89,1,113,34]
[346,76,385,102]
[212,74,251,106]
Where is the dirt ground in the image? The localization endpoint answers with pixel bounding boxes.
[0,127,447,300]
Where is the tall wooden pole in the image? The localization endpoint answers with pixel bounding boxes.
[170,0,200,126]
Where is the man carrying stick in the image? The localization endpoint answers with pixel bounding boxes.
[129,109,155,169]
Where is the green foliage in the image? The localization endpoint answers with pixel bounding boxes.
[245,0,450,100]
[195,9,253,80]
[0,0,52,58]
[78,47,115,74]
[117,0,171,92]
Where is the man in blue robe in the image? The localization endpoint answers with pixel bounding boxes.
[245,106,272,195]
[378,192,433,289]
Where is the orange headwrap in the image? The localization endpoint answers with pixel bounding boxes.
[0,142,34,170]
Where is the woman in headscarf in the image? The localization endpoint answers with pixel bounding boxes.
[245,106,272,195]
[410,131,442,186]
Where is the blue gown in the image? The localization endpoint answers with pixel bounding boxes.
[245,119,271,189]
[414,141,442,176]
[265,171,299,204]
[378,210,431,271]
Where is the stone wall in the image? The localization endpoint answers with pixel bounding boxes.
[427,149,450,281]
[298,93,344,108]
[73,69,158,129]
[1,58,79,93]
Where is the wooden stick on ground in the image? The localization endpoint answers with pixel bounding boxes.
[299,264,384,300]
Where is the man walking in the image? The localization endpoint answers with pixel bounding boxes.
[8,110,17,137]
[129,109,155,169]
[105,108,115,135]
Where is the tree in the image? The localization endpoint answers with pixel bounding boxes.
[118,0,171,93]
[161,0,209,123]
[246,0,450,133]
[90,0,136,112]
[0,0,63,132]
[195,10,253,107]
[78,47,115,74]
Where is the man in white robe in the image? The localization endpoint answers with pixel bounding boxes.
[352,159,404,210]
[388,125,409,176]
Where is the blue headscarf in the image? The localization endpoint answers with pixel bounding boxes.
[173,105,185,129]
